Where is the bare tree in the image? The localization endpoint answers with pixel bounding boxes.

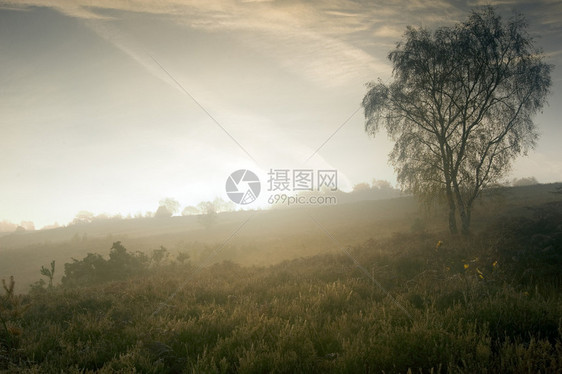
[362,7,551,235]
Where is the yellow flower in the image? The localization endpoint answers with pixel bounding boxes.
[464,264,469,269]
[492,261,498,267]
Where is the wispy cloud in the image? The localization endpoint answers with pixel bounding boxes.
[2,0,557,99]
[0,0,467,88]
[0,0,109,19]
[372,25,404,39]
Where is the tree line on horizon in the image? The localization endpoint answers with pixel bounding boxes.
[0,176,547,234]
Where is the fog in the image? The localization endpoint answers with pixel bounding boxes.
[1,1,561,372]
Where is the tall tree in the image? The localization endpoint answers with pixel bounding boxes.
[362,7,551,234]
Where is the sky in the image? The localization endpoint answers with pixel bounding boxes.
[1,0,561,229]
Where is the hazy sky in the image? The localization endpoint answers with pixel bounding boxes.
[1,0,561,229]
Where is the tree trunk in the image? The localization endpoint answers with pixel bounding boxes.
[453,187,471,236]
[460,205,471,235]
[446,185,458,234]
[458,208,469,235]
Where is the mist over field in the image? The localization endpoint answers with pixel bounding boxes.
[1,1,562,372]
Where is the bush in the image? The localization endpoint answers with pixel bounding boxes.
[8,209,562,372]
[61,242,149,287]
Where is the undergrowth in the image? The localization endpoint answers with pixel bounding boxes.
[1,204,562,373]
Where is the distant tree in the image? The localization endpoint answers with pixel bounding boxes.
[0,221,17,233]
[212,197,235,213]
[182,206,200,216]
[154,205,172,218]
[72,211,94,225]
[93,213,109,221]
[197,201,216,215]
[512,176,539,186]
[159,198,180,215]
[40,222,60,230]
[362,7,551,235]
[352,182,371,192]
[20,221,35,231]
[372,179,392,190]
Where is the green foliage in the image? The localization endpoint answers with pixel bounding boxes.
[28,279,47,295]
[176,251,190,265]
[0,276,30,369]
[40,260,55,289]
[1,197,561,372]
[61,242,149,287]
[3,183,559,295]
[491,204,562,286]
[151,246,169,266]
[362,7,552,235]
[3,216,562,373]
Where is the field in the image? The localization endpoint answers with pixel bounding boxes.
[1,184,562,372]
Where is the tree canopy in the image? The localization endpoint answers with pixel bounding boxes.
[362,7,552,234]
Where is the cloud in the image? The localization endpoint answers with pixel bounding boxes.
[0,0,109,18]
[0,0,461,88]
[82,19,186,94]
[372,25,404,39]
[2,0,556,106]
[0,1,386,86]
[467,0,521,5]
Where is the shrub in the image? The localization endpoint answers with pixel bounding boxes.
[61,242,149,287]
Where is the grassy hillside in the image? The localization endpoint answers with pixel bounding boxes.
[1,183,561,372]
[1,183,560,294]
[1,196,562,372]
[1,197,420,294]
